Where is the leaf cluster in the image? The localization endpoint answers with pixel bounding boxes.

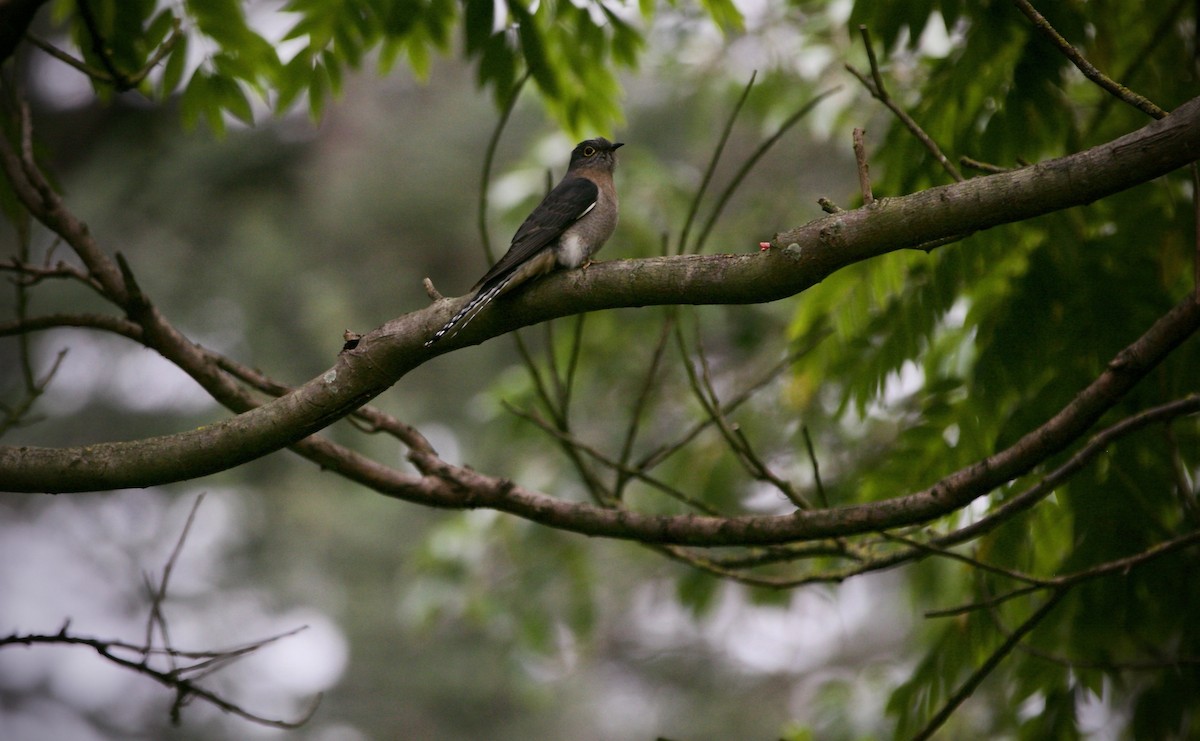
[776,1,1200,735]
[37,0,726,134]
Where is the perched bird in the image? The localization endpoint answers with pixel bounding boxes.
[425,137,623,346]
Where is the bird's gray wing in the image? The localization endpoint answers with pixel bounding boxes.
[474,175,598,290]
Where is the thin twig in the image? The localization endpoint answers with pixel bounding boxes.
[678,71,756,255]
[1056,528,1200,587]
[1,629,320,729]
[693,87,839,253]
[1011,0,1166,120]
[959,155,1010,175]
[653,543,827,589]
[852,127,873,204]
[511,329,560,425]
[0,221,71,436]
[75,0,130,89]
[655,538,870,589]
[509,332,611,504]
[882,532,1051,587]
[995,586,1200,671]
[1,256,107,294]
[614,312,675,500]
[0,492,319,731]
[636,334,828,472]
[543,319,565,410]
[0,313,142,341]
[477,71,531,262]
[732,425,813,509]
[707,540,858,569]
[927,525,1200,620]
[678,321,813,509]
[25,35,113,83]
[30,17,181,90]
[128,19,183,88]
[142,493,207,666]
[561,313,587,412]
[1086,0,1187,134]
[847,26,964,182]
[979,546,1200,672]
[503,401,713,512]
[911,588,1069,741]
[925,584,1044,619]
[801,426,829,508]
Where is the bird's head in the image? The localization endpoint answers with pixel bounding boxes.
[568,137,623,173]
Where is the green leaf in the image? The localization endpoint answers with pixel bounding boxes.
[274,53,306,112]
[464,0,495,53]
[477,33,516,98]
[506,1,558,97]
[179,68,210,129]
[308,60,329,121]
[213,75,254,124]
[159,33,188,97]
[699,0,744,32]
[144,9,176,52]
[406,35,432,79]
[321,49,343,94]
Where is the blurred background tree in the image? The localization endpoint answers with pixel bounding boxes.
[1,1,1198,739]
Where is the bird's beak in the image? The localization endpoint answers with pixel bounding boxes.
[612,142,625,150]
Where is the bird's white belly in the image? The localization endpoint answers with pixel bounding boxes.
[556,232,590,268]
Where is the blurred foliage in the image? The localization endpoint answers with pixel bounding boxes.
[3,0,1199,739]
[43,0,715,134]
[796,1,1200,737]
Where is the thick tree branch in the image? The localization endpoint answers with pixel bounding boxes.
[391,293,1200,546]
[2,95,1200,501]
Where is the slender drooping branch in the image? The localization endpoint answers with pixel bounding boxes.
[476,71,530,263]
[393,292,1200,546]
[1011,0,1166,120]
[847,25,964,183]
[692,87,838,254]
[678,71,756,255]
[911,588,1070,741]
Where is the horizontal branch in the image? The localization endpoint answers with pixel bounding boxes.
[3,95,1200,494]
[396,293,1200,545]
[1,628,318,728]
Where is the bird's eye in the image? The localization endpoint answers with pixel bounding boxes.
[583,146,597,157]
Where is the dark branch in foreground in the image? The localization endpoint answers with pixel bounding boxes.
[397,293,1200,545]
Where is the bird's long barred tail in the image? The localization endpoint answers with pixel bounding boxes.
[424,276,513,347]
